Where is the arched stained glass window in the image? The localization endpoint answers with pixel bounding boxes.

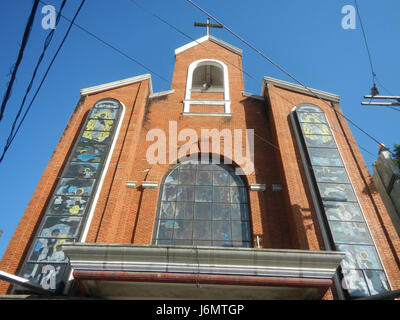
[153,160,252,248]
[291,103,390,298]
[17,98,123,293]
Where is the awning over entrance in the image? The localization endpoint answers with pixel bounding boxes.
[63,244,345,300]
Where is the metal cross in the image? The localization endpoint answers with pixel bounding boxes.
[194,18,223,36]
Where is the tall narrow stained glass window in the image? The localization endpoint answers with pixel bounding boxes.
[292,103,390,298]
[153,160,252,248]
[17,99,123,293]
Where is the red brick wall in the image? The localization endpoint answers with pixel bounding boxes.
[2,38,398,298]
[127,41,292,248]
[0,80,150,294]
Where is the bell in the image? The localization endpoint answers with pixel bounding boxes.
[202,83,211,90]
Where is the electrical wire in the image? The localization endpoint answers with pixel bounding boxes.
[128,0,378,160]
[354,0,376,86]
[185,0,393,157]
[354,1,400,114]
[0,0,40,122]
[127,0,377,161]
[374,77,400,113]
[128,0,258,83]
[5,0,67,154]
[128,0,377,162]
[38,0,170,85]
[0,0,86,163]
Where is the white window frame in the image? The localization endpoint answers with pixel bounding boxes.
[183,59,231,115]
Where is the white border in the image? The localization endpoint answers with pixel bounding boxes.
[80,74,152,96]
[175,35,242,56]
[264,77,340,103]
[184,59,231,114]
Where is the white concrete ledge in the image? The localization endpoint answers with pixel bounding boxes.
[242,92,265,101]
[141,181,158,189]
[249,184,266,191]
[183,100,230,105]
[125,181,137,188]
[80,74,152,96]
[63,243,344,280]
[175,35,242,56]
[149,89,175,99]
[182,112,232,117]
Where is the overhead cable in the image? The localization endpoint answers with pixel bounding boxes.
[185,0,393,156]
[0,0,86,163]
[0,0,40,121]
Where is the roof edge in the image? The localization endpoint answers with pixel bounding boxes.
[149,89,175,99]
[80,74,153,96]
[242,91,265,101]
[175,35,242,56]
[263,76,341,103]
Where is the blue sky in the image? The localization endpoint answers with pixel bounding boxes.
[0,0,399,259]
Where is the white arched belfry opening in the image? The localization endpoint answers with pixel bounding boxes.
[183,59,231,115]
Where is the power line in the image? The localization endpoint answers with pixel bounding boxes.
[374,77,400,113]
[185,0,392,157]
[355,1,400,113]
[1,0,173,163]
[128,0,258,83]
[128,0,377,161]
[6,0,376,165]
[39,0,170,85]
[0,0,40,122]
[354,0,376,86]
[5,0,67,154]
[0,0,86,163]
[127,0,376,160]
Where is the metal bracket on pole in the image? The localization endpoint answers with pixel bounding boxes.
[362,95,400,107]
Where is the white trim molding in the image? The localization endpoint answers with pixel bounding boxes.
[263,76,341,103]
[242,92,265,101]
[142,181,158,189]
[64,243,344,280]
[175,35,242,56]
[63,244,344,300]
[182,112,232,117]
[80,74,153,96]
[125,181,137,189]
[249,184,266,192]
[149,89,175,99]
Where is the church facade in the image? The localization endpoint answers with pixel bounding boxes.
[0,33,399,299]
